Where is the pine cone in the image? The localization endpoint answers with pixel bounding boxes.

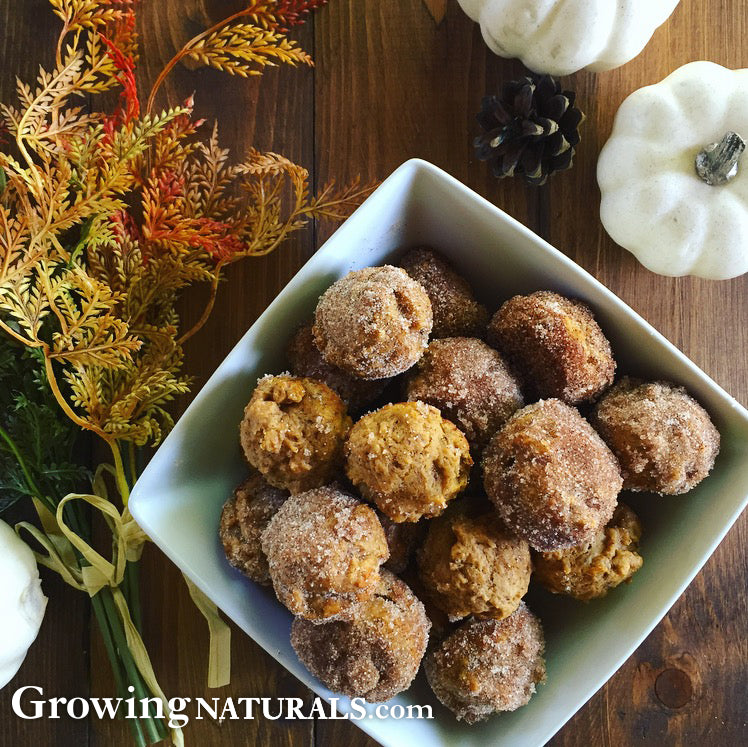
[474,74,584,186]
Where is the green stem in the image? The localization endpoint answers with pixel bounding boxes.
[126,561,143,633]
[127,441,138,488]
[91,591,148,747]
[0,423,54,513]
[99,589,164,745]
[62,505,150,745]
[122,562,132,608]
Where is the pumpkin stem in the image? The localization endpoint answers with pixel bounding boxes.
[695,131,746,185]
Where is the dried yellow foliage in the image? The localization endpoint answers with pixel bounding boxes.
[0,0,373,447]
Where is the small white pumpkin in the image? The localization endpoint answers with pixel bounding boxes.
[598,62,748,280]
[0,519,48,689]
[457,0,680,77]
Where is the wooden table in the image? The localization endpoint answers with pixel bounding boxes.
[1,1,746,745]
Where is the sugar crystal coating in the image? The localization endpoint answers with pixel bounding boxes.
[345,401,473,523]
[406,337,523,451]
[482,399,622,551]
[313,265,433,379]
[591,377,720,495]
[533,503,643,600]
[378,512,426,574]
[261,485,388,621]
[399,247,488,338]
[286,324,388,413]
[240,375,351,493]
[487,290,615,404]
[425,602,546,723]
[290,570,430,702]
[219,472,288,585]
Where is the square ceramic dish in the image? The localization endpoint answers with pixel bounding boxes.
[129,159,748,747]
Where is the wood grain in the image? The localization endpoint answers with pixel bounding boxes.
[0,0,746,746]
[421,0,448,25]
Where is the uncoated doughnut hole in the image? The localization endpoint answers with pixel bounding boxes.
[417,500,531,621]
[219,471,288,585]
[345,401,472,523]
[533,503,644,600]
[239,374,351,493]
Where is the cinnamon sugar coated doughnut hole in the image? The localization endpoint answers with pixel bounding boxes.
[290,570,430,702]
[425,602,546,723]
[399,567,455,646]
[399,247,488,338]
[591,378,720,495]
[240,375,351,493]
[406,337,524,450]
[313,265,433,379]
[418,500,531,621]
[487,290,615,404]
[482,399,622,551]
[219,472,288,585]
[261,485,388,621]
[533,503,643,600]
[286,324,387,413]
[378,512,425,574]
[345,401,473,523]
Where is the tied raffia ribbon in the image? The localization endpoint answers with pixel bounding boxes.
[19,464,231,691]
[16,493,185,747]
[184,577,231,689]
[92,464,231,689]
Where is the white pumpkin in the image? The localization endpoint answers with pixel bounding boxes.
[598,62,748,280]
[0,519,48,689]
[457,0,680,77]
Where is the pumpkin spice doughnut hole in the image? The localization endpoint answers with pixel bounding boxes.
[239,375,351,493]
[290,570,430,702]
[406,337,524,451]
[399,247,489,338]
[219,472,288,585]
[482,399,622,551]
[533,503,644,601]
[261,485,388,621]
[345,401,473,523]
[313,265,433,379]
[487,290,615,404]
[591,378,720,495]
[286,324,388,414]
[417,500,531,622]
[424,602,546,723]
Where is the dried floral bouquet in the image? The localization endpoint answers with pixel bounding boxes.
[0,1,371,744]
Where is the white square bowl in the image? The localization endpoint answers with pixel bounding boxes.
[129,159,748,747]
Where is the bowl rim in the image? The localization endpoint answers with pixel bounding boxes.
[130,158,748,747]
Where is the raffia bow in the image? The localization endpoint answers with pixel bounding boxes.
[14,465,232,745]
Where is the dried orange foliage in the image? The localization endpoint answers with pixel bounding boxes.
[0,0,373,447]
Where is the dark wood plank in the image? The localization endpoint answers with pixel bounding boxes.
[0,3,91,747]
